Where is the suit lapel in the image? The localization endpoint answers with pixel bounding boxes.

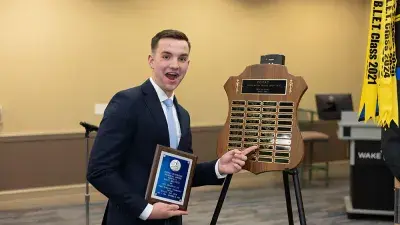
[141,78,189,151]
[141,79,169,146]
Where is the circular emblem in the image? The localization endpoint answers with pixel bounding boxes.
[170,159,181,172]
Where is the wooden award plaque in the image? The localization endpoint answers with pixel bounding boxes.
[217,64,308,174]
[145,145,197,210]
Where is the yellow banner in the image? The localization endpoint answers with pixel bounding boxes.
[359,0,398,127]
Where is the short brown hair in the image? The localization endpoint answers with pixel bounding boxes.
[151,29,191,53]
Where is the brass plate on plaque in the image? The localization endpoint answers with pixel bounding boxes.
[216,64,308,174]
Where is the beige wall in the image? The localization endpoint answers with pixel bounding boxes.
[0,0,370,133]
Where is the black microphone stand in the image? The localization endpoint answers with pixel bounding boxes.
[79,121,98,225]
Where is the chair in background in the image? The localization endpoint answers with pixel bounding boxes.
[297,108,330,187]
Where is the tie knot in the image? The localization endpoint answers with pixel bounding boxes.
[163,99,174,107]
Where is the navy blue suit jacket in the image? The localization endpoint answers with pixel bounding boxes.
[87,79,224,225]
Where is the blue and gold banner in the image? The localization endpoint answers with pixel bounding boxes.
[358,0,399,127]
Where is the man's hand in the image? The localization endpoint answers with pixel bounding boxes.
[218,146,258,174]
[148,202,188,219]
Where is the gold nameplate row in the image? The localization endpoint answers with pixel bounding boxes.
[227,100,294,164]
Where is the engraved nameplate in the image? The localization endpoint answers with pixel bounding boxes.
[241,79,287,95]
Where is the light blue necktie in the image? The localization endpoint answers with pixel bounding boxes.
[163,99,178,149]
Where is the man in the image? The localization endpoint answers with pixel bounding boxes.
[87,29,257,225]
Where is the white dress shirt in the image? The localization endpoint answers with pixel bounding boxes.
[138,78,226,220]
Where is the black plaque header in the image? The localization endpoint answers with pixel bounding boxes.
[241,79,287,95]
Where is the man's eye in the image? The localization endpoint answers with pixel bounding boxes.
[163,55,170,59]
[179,58,187,62]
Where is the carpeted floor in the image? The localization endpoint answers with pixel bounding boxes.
[0,176,394,225]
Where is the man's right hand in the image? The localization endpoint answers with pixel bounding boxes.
[148,202,188,219]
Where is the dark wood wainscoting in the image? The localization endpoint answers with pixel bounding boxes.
[0,122,348,192]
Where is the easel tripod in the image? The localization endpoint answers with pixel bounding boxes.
[210,168,307,225]
[79,121,99,225]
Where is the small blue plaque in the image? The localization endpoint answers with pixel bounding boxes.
[146,145,197,210]
[152,152,191,204]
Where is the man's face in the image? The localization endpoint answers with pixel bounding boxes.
[148,38,190,96]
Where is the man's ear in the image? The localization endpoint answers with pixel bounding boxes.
[148,54,154,69]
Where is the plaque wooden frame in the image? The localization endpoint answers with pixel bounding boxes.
[145,145,197,210]
[211,60,308,225]
[216,64,308,174]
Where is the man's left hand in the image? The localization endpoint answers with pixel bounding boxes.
[218,146,258,174]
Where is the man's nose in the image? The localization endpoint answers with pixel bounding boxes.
[169,59,179,69]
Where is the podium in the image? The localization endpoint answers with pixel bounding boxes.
[337,111,394,218]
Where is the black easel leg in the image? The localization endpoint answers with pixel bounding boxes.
[210,174,233,225]
[292,168,307,225]
[283,171,294,225]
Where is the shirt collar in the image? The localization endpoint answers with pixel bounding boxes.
[149,77,175,103]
